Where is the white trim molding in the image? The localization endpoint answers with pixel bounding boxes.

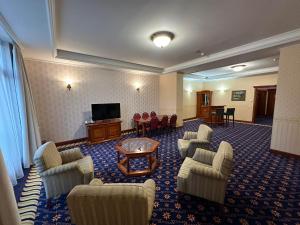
[164,28,300,73]
[185,66,279,81]
[56,49,164,73]
[45,0,57,58]
[0,12,23,47]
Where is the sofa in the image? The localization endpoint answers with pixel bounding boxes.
[67,178,156,225]
[177,141,233,204]
[33,141,94,199]
[178,124,213,158]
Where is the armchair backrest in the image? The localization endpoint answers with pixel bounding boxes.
[197,124,213,141]
[212,141,233,177]
[67,184,149,225]
[33,141,62,173]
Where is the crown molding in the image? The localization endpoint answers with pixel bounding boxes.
[186,66,279,81]
[164,29,300,73]
[0,12,23,47]
[45,0,57,57]
[56,49,163,73]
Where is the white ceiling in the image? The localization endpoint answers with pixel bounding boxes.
[1,0,300,75]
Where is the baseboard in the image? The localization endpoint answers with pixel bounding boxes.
[234,119,253,124]
[270,149,300,159]
[183,117,197,121]
[55,128,137,146]
[56,137,87,147]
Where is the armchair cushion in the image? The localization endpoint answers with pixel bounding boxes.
[183,131,197,140]
[212,141,233,176]
[197,124,213,140]
[34,141,62,172]
[60,147,83,164]
[192,148,216,165]
[90,178,104,186]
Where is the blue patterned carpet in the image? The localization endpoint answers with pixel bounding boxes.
[30,119,300,225]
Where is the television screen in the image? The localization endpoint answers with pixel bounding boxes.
[91,103,121,121]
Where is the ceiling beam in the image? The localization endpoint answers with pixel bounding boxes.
[56,49,164,73]
[164,29,300,73]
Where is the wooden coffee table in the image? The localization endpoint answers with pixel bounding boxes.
[115,137,160,176]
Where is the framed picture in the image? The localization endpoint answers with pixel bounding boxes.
[231,90,246,101]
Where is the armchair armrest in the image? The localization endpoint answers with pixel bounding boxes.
[192,148,216,165]
[190,164,225,180]
[183,131,197,140]
[60,148,83,164]
[40,161,79,177]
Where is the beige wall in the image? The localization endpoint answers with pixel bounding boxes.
[159,73,183,126]
[26,60,159,142]
[271,44,300,155]
[183,80,203,119]
[203,74,278,121]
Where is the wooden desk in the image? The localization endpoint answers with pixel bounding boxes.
[198,106,225,124]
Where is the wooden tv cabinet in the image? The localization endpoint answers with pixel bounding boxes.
[86,119,122,144]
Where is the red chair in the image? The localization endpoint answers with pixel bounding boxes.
[169,114,177,130]
[146,116,159,136]
[160,116,169,131]
[150,111,157,118]
[142,112,149,119]
[133,113,142,135]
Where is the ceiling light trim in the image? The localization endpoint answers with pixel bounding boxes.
[164,28,300,73]
[45,0,57,58]
[56,49,164,73]
[187,66,279,81]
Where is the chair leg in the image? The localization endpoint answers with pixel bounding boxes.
[233,115,235,127]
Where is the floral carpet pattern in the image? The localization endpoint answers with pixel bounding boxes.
[22,120,300,225]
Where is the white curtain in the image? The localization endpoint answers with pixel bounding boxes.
[0,40,41,185]
[0,150,21,225]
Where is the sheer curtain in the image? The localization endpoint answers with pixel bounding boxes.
[0,40,41,185]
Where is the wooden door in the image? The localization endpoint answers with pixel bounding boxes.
[266,89,276,116]
[88,125,106,143]
[256,90,267,116]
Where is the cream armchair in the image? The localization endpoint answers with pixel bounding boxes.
[33,141,94,199]
[178,124,213,158]
[67,178,156,225]
[177,141,233,204]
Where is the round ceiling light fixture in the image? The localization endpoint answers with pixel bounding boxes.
[151,31,175,48]
[231,65,246,72]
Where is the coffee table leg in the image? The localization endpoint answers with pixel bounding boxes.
[117,151,120,163]
[127,158,130,173]
[148,155,152,170]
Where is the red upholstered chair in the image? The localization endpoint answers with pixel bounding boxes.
[160,116,169,131]
[150,111,157,118]
[146,116,159,136]
[142,112,149,119]
[133,113,142,135]
[169,114,177,130]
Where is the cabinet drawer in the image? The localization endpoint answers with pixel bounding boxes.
[107,123,121,139]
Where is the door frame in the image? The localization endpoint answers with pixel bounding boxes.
[252,85,277,123]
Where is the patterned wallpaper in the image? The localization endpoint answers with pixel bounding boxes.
[25,60,159,142]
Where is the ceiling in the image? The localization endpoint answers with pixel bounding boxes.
[186,57,279,81]
[1,0,300,76]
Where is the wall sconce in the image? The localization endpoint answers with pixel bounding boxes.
[136,87,140,92]
[67,83,72,91]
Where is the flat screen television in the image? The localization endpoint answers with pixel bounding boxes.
[91,103,121,121]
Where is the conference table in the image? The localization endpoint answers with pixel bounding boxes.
[134,115,169,136]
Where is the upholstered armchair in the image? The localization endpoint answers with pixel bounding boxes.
[33,141,94,199]
[67,178,156,225]
[177,141,233,204]
[178,124,213,158]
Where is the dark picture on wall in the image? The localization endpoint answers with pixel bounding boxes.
[231,90,246,101]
